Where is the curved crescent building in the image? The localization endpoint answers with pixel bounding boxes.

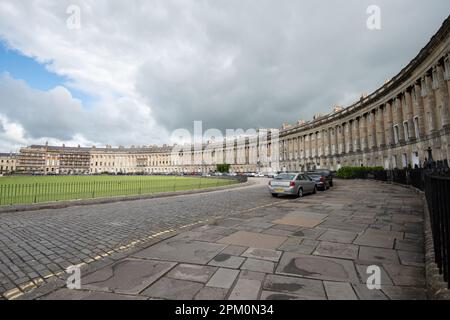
[15,16,450,175]
[280,16,450,172]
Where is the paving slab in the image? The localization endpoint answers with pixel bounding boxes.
[167,264,217,283]
[263,274,326,300]
[133,239,227,264]
[260,290,306,300]
[277,238,318,255]
[81,258,176,295]
[221,245,248,256]
[382,264,425,287]
[142,277,203,299]
[381,285,427,300]
[276,252,359,283]
[358,246,400,265]
[323,281,358,300]
[206,268,239,289]
[241,248,282,262]
[228,278,262,300]
[241,258,275,273]
[351,284,388,300]
[40,288,147,300]
[397,250,424,267]
[217,231,287,250]
[194,287,229,300]
[272,215,323,228]
[318,230,357,244]
[313,241,359,260]
[208,254,245,269]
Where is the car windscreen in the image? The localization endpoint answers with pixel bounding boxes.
[274,174,296,180]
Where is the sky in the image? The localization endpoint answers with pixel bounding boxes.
[0,1,449,152]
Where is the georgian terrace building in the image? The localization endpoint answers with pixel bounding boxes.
[0,153,17,175]
[280,16,450,172]
[15,131,277,175]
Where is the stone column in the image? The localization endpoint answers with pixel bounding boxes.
[376,106,386,147]
[334,126,339,155]
[341,123,347,154]
[348,121,354,153]
[385,101,394,145]
[354,118,361,151]
[321,129,326,157]
[327,127,333,156]
[360,114,368,150]
[423,74,437,133]
[437,62,450,128]
[404,89,415,140]
[302,135,307,159]
[394,96,405,143]
[413,82,426,139]
[371,110,377,149]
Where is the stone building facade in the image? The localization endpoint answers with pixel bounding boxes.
[280,16,450,172]
[0,153,17,175]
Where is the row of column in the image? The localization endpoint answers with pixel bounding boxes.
[281,54,450,162]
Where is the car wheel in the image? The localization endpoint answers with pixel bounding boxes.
[297,188,303,198]
[313,186,317,194]
[329,181,333,187]
[271,194,278,198]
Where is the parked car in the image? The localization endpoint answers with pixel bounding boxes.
[308,169,333,187]
[268,172,317,198]
[306,173,330,191]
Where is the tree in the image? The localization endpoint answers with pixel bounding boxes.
[216,164,231,173]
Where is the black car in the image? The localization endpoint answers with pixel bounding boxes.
[307,169,333,187]
[306,173,330,191]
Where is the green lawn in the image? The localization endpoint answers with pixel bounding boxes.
[0,175,237,206]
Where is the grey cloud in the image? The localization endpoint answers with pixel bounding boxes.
[136,0,450,131]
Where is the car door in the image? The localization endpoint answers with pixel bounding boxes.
[296,174,307,193]
[304,174,315,192]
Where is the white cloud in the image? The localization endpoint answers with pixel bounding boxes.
[0,0,448,151]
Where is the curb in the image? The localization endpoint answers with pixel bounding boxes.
[0,180,253,214]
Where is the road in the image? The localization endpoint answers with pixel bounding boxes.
[0,178,277,297]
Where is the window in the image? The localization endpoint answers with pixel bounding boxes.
[393,125,399,144]
[393,155,398,168]
[402,154,408,168]
[414,116,420,139]
[432,68,439,89]
[439,105,444,127]
[403,121,409,141]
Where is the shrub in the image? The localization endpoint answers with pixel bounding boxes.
[216,164,231,173]
[336,166,385,179]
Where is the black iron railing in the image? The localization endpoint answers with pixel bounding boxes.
[0,176,241,206]
[424,174,450,288]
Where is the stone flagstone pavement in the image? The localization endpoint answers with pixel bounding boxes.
[24,179,426,300]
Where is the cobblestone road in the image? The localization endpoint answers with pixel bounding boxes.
[0,179,279,297]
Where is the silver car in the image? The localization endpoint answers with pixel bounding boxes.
[268,173,317,198]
